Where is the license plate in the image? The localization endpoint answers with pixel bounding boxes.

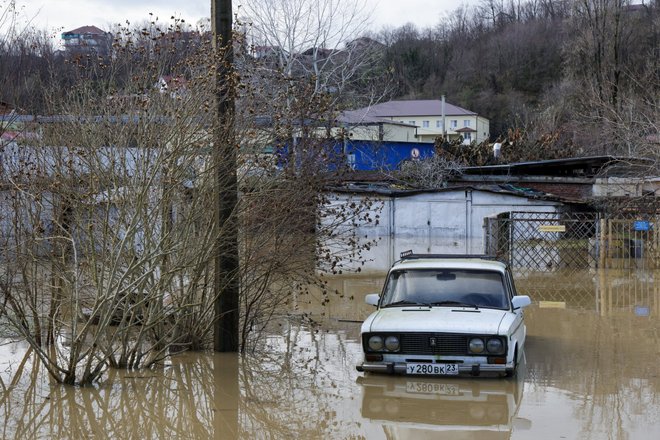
[406,363,459,376]
[406,381,460,395]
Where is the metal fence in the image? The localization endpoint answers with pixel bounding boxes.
[485,211,659,271]
[484,211,659,310]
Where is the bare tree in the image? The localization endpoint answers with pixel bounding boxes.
[0,1,60,113]
[563,0,659,158]
[239,0,387,105]
[567,0,627,108]
[395,155,463,189]
[0,14,379,383]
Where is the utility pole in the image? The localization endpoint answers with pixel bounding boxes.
[441,94,446,140]
[212,0,239,352]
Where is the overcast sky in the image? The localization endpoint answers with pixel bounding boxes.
[19,0,473,35]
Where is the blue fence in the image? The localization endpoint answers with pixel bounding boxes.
[277,139,435,171]
[344,140,435,171]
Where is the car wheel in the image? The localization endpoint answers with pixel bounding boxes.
[505,347,518,378]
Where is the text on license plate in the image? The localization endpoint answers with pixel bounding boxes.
[406,382,459,395]
[406,363,459,375]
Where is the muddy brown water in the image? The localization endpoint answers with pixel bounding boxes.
[1,269,658,439]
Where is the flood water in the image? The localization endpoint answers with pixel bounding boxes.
[1,269,658,439]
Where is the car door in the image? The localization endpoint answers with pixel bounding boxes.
[505,269,526,348]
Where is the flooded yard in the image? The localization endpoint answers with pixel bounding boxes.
[1,269,658,439]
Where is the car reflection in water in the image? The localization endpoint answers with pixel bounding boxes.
[357,356,531,439]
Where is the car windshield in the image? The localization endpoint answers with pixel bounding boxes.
[380,269,508,309]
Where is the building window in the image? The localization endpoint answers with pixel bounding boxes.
[450,120,458,129]
[422,120,429,128]
[463,120,471,127]
[436,120,443,128]
[408,120,415,125]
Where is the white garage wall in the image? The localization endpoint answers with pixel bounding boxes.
[322,189,562,273]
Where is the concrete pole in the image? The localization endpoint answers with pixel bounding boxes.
[212,0,239,352]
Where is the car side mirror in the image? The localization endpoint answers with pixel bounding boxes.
[365,293,380,307]
[512,295,532,310]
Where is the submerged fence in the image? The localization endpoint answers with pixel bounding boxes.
[485,211,659,272]
[484,211,659,312]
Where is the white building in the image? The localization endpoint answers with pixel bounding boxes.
[346,99,490,144]
[323,185,563,273]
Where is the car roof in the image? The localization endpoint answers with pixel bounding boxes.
[390,256,507,273]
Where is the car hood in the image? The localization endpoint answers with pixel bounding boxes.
[362,307,510,335]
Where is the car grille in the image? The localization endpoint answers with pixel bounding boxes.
[400,333,468,355]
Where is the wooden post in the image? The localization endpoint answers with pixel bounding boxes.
[599,219,606,269]
[213,353,239,436]
[598,219,606,316]
[607,219,612,269]
[212,0,239,352]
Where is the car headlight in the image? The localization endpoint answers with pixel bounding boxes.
[486,338,504,354]
[368,335,384,351]
[468,338,485,354]
[385,335,400,352]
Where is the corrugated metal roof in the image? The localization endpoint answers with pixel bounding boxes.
[354,100,477,117]
[326,181,573,203]
[461,156,651,177]
[337,109,416,127]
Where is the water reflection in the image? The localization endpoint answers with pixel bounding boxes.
[0,323,371,439]
[0,267,658,439]
[523,305,660,439]
[358,361,529,439]
[1,350,221,439]
[514,268,659,315]
[238,320,368,438]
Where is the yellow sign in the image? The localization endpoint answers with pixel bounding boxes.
[539,301,566,309]
[539,225,566,233]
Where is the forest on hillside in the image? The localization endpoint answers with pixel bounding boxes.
[377,0,659,160]
[1,0,658,162]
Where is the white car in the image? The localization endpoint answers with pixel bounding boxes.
[356,252,531,377]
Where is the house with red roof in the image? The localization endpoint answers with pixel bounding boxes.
[61,25,113,57]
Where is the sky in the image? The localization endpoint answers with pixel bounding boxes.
[17,0,472,36]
